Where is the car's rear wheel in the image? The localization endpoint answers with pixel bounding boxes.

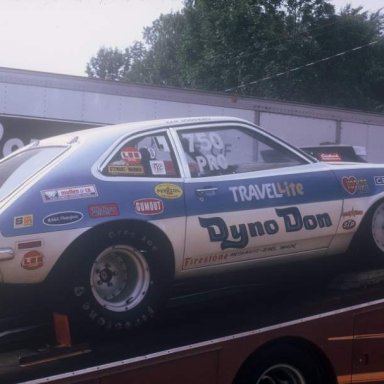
[59,224,173,331]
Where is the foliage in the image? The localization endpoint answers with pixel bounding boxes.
[86,0,384,112]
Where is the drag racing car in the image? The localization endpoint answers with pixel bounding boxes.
[0,116,384,330]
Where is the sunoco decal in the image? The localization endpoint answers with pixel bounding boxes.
[43,211,83,226]
[88,203,120,218]
[155,183,183,199]
[199,206,332,250]
[134,198,164,215]
[41,184,98,202]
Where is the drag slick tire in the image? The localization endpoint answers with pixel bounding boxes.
[59,223,173,331]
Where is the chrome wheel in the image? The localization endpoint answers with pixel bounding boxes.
[371,201,384,253]
[256,364,306,384]
[90,245,150,312]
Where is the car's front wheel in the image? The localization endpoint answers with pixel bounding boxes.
[59,224,173,331]
[351,199,384,266]
[370,200,384,256]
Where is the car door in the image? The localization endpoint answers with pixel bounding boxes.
[97,129,187,266]
[173,122,344,272]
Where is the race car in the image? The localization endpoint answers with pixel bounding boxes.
[0,116,384,330]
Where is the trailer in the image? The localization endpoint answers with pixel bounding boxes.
[0,67,383,161]
[0,68,384,384]
[1,263,384,384]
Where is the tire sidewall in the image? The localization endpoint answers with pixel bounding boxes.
[67,224,171,331]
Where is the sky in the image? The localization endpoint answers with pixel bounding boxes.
[0,0,382,77]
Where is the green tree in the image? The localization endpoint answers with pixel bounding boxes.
[289,5,384,110]
[86,0,384,111]
[86,47,129,81]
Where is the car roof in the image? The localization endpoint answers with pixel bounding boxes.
[41,116,251,147]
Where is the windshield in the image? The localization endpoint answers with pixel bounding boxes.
[0,146,66,201]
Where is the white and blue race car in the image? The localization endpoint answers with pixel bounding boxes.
[0,116,383,330]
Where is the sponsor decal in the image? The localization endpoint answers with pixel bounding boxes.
[17,240,42,250]
[107,165,144,175]
[107,165,130,175]
[342,219,356,230]
[134,198,164,215]
[229,181,304,203]
[43,211,83,226]
[319,153,342,161]
[88,203,120,218]
[121,146,141,165]
[150,160,166,175]
[341,208,363,218]
[147,147,156,159]
[199,206,332,250]
[126,165,145,175]
[183,243,298,269]
[184,253,228,268]
[341,176,369,195]
[155,183,183,199]
[14,215,33,229]
[41,185,98,202]
[21,250,44,270]
[374,176,384,186]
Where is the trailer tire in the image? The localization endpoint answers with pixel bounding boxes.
[60,224,173,331]
[236,344,327,384]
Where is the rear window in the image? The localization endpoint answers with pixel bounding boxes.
[0,146,66,200]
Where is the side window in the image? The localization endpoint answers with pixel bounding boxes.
[102,132,179,177]
[178,126,305,177]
